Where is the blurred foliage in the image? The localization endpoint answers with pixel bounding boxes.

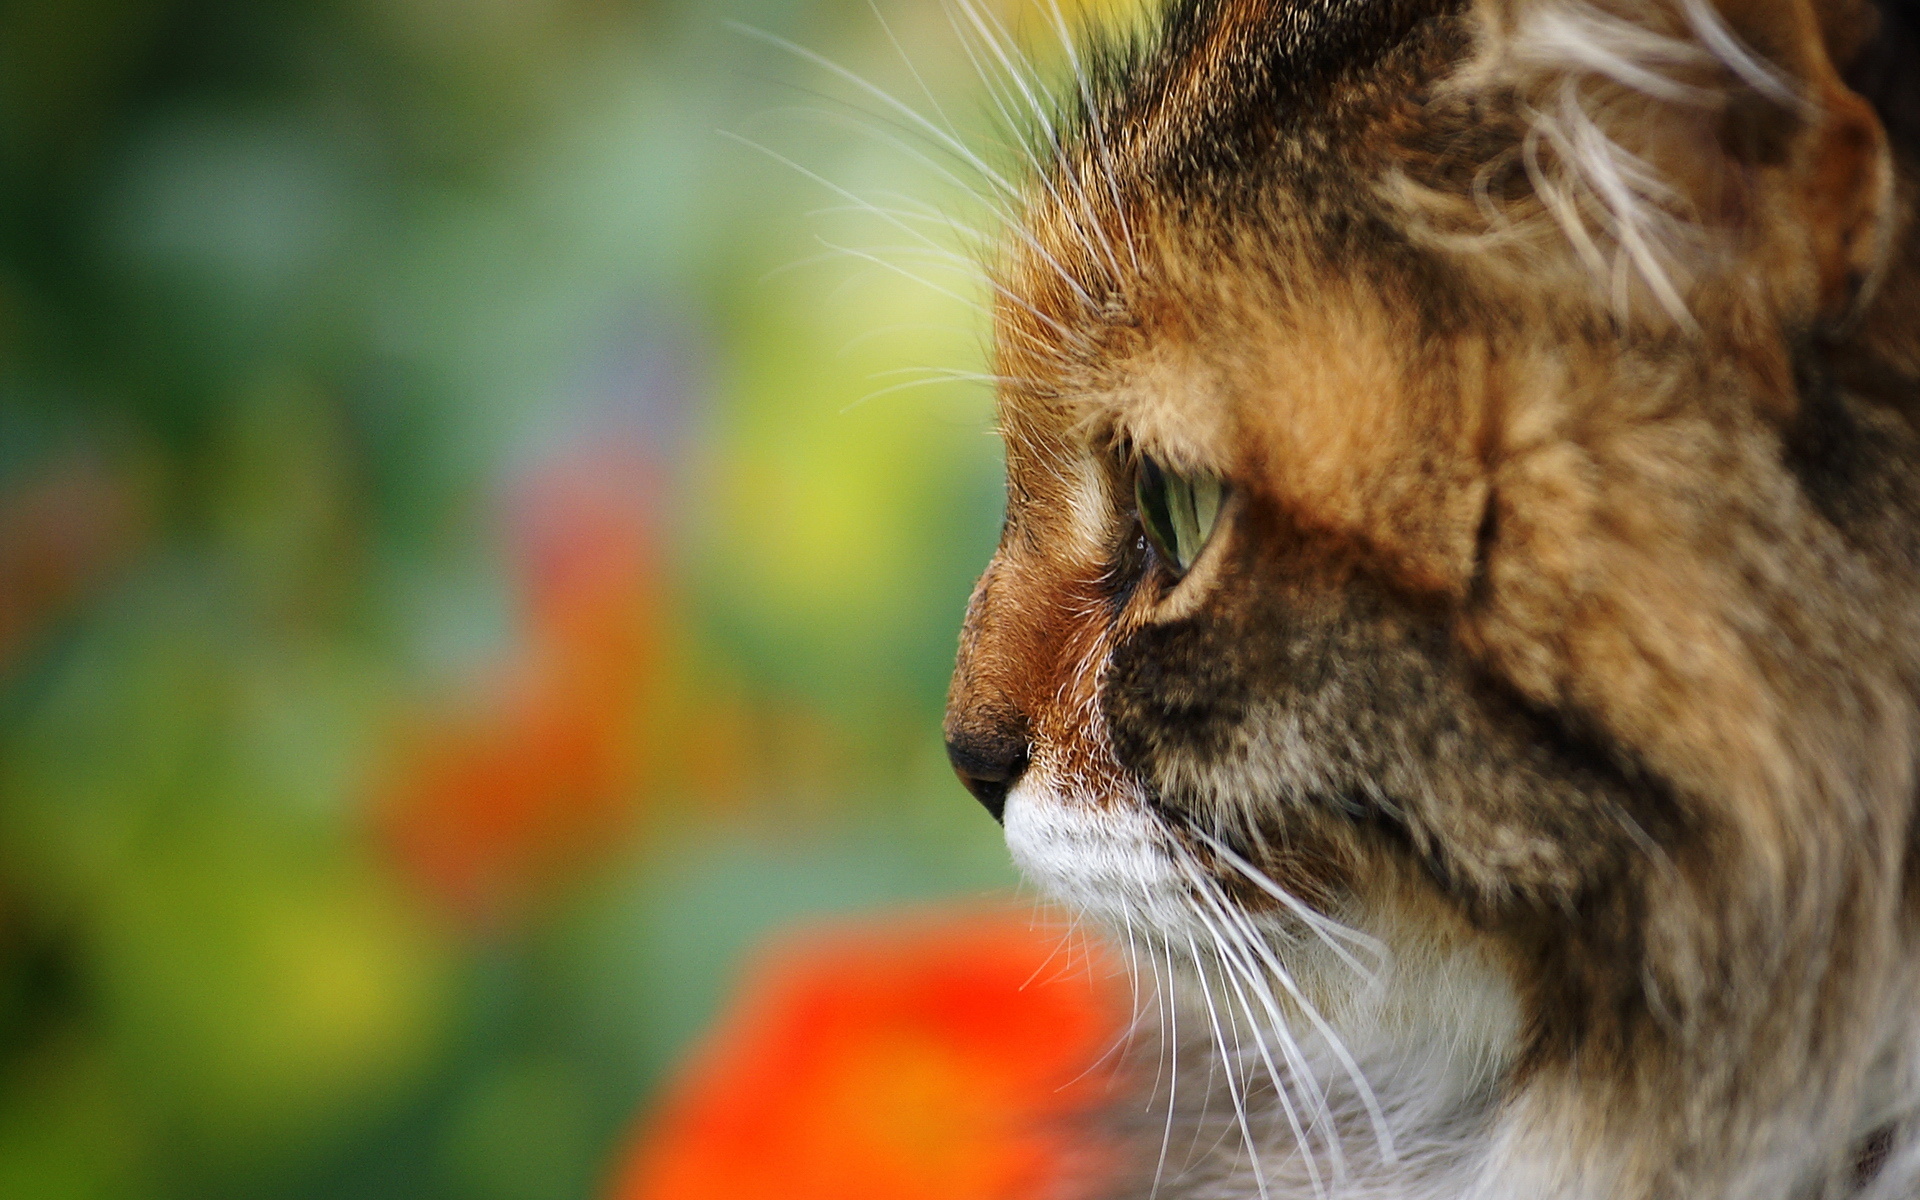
[0,0,1160,1194]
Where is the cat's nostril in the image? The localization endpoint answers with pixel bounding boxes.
[945,736,1030,825]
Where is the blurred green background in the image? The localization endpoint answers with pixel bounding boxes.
[0,0,1123,1195]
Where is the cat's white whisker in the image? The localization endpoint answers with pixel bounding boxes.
[1123,911,1172,1112]
[1019,909,1084,993]
[1152,932,1180,1200]
[1198,871,1351,1182]
[1187,930,1274,1200]
[1217,877,1400,1165]
[1180,846,1349,1179]
[1190,884,1332,1200]
[1121,910,1148,1039]
[1194,830,1387,980]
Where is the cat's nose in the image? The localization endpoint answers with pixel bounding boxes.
[945,732,1030,824]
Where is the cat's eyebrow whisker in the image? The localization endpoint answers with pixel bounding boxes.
[953,0,1124,285]
[951,0,1071,193]
[727,21,1026,200]
[813,238,994,322]
[721,130,971,263]
[808,203,995,248]
[865,0,968,158]
[960,0,1117,276]
[821,188,1105,316]
[749,101,1008,219]
[943,1,1048,186]
[865,186,1046,256]
[945,0,1116,292]
[866,364,1035,387]
[872,250,1081,341]
[843,374,987,412]
[764,231,974,292]
[1044,0,1139,275]
[823,244,985,270]
[757,250,862,284]
[763,103,1021,239]
[837,327,987,356]
[990,315,1076,371]
[829,194,1047,292]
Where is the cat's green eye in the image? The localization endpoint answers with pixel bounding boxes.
[1134,455,1225,578]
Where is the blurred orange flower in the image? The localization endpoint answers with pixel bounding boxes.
[609,908,1128,1200]
[379,444,667,922]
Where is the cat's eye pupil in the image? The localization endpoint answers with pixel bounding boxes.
[1134,454,1224,578]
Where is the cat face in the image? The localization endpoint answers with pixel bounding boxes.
[949,219,1668,959]
[944,0,1920,1192]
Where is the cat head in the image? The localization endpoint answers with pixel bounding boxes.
[944,0,1919,1083]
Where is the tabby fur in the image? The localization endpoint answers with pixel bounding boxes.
[943,0,1920,1194]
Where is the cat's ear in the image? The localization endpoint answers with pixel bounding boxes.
[1413,0,1893,330]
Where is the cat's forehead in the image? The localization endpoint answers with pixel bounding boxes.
[982,0,1493,589]
[998,261,1461,470]
[995,273,1491,597]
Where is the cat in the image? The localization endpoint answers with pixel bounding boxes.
[941,0,1920,1195]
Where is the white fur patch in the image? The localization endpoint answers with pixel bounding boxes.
[1003,771,1198,931]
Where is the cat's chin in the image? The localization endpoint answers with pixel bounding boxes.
[1001,771,1203,934]
[1004,769,1529,1124]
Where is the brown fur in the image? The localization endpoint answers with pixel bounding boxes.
[945,0,1920,1194]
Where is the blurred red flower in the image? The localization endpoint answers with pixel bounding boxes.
[0,450,148,671]
[609,908,1128,1200]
